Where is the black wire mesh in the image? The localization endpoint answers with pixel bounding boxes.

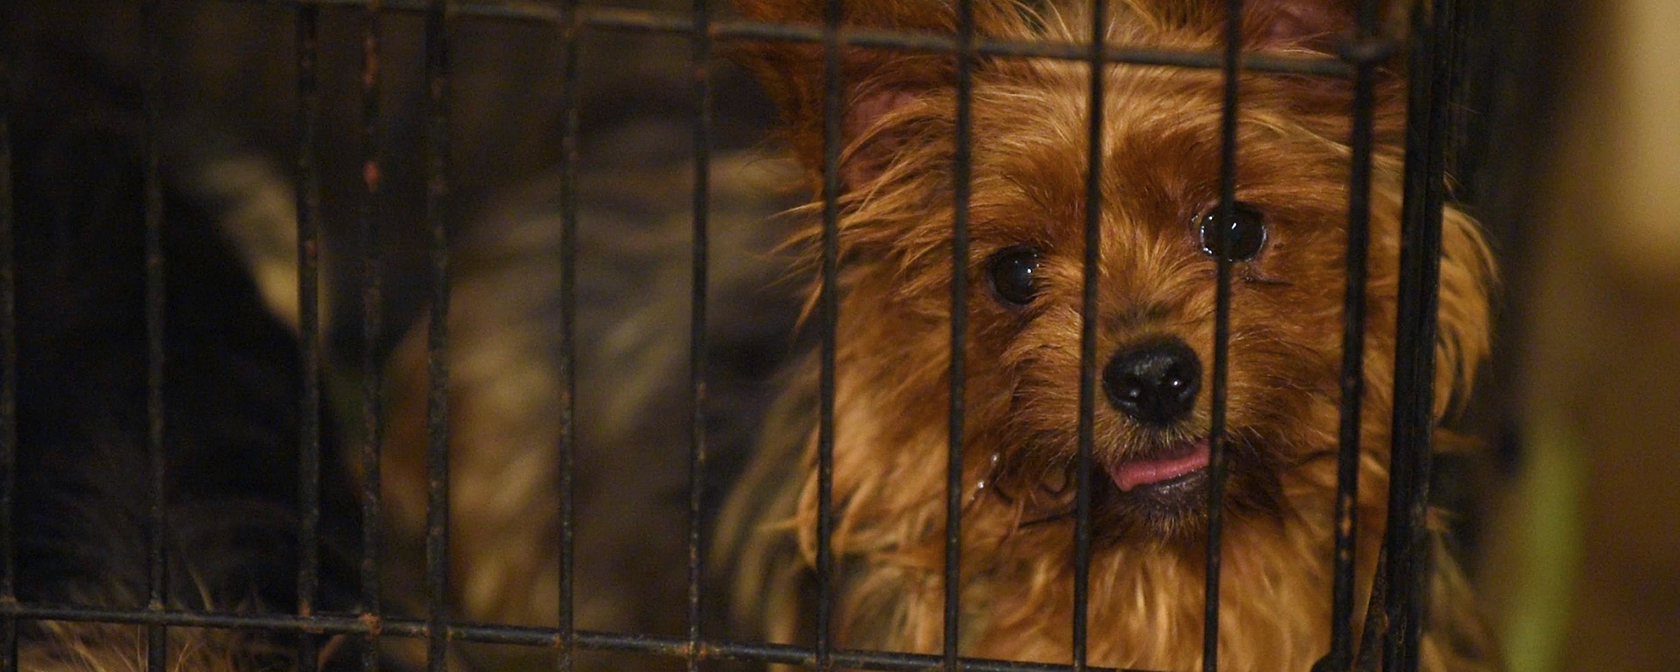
[555,2,583,669]
[421,3,453,671]
[946,1,976,670]
[1074,2,1106,671]
[1384,0,1459,669]
[296,5,327,672]
[140,2,170,670]
[0,0,1464,671]
[816,2,843,669]
[358,3,390,669]
[1325,0,1382,668]
[0,0,15,662]
[688,2,715,672]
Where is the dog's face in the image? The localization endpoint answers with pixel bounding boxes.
[948,66,1413,544]
[743,0,1492,552]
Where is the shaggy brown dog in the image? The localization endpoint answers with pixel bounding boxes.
[717,0,1498,670]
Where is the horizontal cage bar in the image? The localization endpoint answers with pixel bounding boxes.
[0,603,1175,672]
[208,0,1367,74]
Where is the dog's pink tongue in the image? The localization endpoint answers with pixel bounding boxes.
[1108,440,1211,491]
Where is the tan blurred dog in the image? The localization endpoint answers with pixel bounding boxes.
[380,136,806,670]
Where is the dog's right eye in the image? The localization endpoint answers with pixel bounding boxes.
[987,246,1043,306]
[1198,201,1267,262]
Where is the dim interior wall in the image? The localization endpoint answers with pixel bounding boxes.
[1484,0,1680,670]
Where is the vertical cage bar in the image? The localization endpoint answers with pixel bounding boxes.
[944,0,974,669]
[357,2,386,671]
[816,0,843,669]
[0,0,16,661]
[687,0,713,668]
[1073,1,1106,670]
[554,0,580,668]
[1202,0,1243,668]
[296,3,325,670]
[1354,538,1390,672]
[1326,0,1381,667]
[422,0,453,670]
[141,0,170,668]
[1383,0,1453,669]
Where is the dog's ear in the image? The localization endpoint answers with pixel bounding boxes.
[1132,0,1410,131]
[1120,0,1400,53]
[731,0,1027,191]
[732,0,932,192]
[731,0,1405,190]
[1241,0,1396,51]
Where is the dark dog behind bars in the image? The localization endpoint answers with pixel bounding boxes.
[3,58,366,669]
[1,0,1535,671]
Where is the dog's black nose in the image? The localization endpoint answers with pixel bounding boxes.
[1103,339,1202,425]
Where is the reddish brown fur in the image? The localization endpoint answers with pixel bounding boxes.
[720,1,1497,669]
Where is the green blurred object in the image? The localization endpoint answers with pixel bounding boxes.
[1502,412,1582,672]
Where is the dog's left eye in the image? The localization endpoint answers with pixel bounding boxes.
[1199,201,1267,262]
[987,246,1043,306]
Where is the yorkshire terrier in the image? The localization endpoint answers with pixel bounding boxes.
[716,0,1498,670]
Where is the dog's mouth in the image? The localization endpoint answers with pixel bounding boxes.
[1095,437,1215,539]
[1005,435,1244,542]
[1106,438,1210,493]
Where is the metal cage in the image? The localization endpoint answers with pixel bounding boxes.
[0,0,1469,671]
